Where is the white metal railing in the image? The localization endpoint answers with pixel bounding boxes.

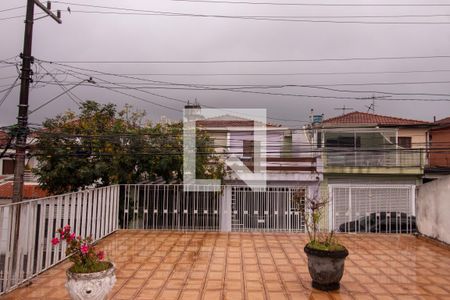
[0,185,120,295]
[121,184,222,231]
[231,186,306,232]
[325,149,424,168]
[330,184,416,234]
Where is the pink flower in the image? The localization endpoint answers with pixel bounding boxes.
[80,244,89,254]
[97,251,105,261]
[66,232,76,242]
[64,224,71,233]
[51,237,60,246]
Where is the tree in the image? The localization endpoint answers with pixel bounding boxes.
[33,101,224,194]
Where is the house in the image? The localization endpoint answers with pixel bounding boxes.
[0,181,48,204]
[311,111,432,231]
[191,109,320,231]
[425,116,450,181]
[0,129,39,179]
[0,129,42,204]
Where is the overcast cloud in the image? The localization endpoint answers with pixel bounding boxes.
[1,0,450,127]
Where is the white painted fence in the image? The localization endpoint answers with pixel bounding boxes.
[0,185,119,295]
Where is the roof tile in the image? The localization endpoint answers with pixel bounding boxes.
[322,111,430,126]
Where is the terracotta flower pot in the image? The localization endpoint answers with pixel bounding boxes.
[304,245,348,291]
[65,263,116,300]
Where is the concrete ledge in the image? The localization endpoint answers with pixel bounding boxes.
[416,232,450,251]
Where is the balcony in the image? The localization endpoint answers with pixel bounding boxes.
[323,149,425,175]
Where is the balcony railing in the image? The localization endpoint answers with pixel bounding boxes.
[324,149,424,168]
[0,186,119,294]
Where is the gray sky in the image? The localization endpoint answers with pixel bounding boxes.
[1,0,450,127]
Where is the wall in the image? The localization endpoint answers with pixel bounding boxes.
[416,175,450,244]
[398,128,427,149]
[429,127,450,167]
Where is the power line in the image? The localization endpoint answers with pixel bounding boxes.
[43,63,308,123]
[43,55,450,64]
[0,6,25,13]
[41,61,450,102]
[50,2,450,24]
[163,0,450,7]
[68,9,450,25]
[0,77,19,108]
[37,69,450,77]
[0,12,46,21]
[38,79,450,89]
[38,63,81,107]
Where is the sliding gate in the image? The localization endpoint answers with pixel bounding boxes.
[231,186,306,232]
[330,184,416,233]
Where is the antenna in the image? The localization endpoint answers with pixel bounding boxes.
[334,105,353,115]
[359,94,390,113]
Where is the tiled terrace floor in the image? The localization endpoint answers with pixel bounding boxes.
[2,231,450,300]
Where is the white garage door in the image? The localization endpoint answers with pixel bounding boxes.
[330,184,416,233]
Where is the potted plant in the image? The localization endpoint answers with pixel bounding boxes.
[52,225,116,300]
[302,191,348,291]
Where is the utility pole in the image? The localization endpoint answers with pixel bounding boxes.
[12,0,61,204]
[10,0,61,286]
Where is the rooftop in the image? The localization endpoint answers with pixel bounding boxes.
[322,111,431,127]
[2,231,450,300]
[0,182,47,199]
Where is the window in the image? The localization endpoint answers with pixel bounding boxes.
[317,132,322,148]
[325,135,361,148]
[398,137,412,149]
[243,140,254,158]
[2,159,15,175]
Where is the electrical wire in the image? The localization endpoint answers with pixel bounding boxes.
[68,9,450,25]
[49,2,450,25]
[0,6,25,13]
[0,76,19,108]
[38,63,81,107]
[33,69,450,77]
[45,54,450,64]
[162,0,450,7]
[39,62,450,102]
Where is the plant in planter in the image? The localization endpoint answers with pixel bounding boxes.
[52,225,116,300]
[302,191,348,291]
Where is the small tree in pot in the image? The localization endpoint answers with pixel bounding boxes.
[302,190,349,291]
[52,225,116,300]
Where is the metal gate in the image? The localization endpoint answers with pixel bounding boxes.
[231,186,306,232]
[121,185,222,231]
[330,184,416,233]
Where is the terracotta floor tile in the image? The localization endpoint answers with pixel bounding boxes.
[2,232,450,300]
[225,280,243,290]
[205,280,223,290]
[184,280,203,290]
[247,291,266,300]
[113,288,138,299]
[202,290,222,300]
[180,290,201,300]
[265,281,284,292]
[246,280,264,291]
[157,290,180,300]
[224,291,243,300]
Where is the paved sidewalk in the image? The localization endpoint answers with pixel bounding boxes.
[2,231,450,299]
